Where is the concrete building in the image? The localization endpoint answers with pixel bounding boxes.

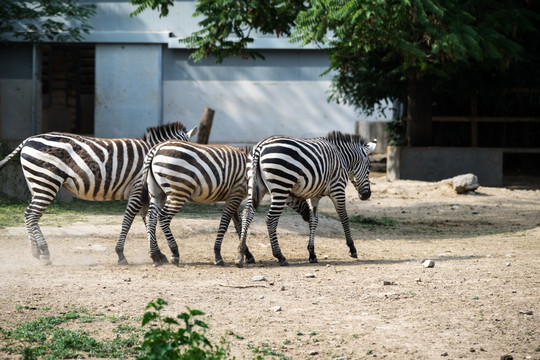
[0,0,391,147]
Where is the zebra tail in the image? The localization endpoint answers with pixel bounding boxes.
[250,146,265,210]
[0,140,27,171]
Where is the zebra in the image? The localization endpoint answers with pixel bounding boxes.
[236,131,377,267]
[0,122,197,265]
[139,140,311,266]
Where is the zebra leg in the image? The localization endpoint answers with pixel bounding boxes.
[231,210,255,264]
[24,204,52,265]
[146,201,168,266]
[236,201,256,268]
[213,199,236,266]
[115,182,144,265]
[331,195,358,258]
[158,198,184,266]
[306,198,321,263]
[266,197,288,266]
[286,196,310,222]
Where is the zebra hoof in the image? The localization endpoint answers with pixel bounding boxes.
[171,257,180,266]
[309,257,318,263]
[350,252,358,259]
[39,255,52,266]
[234,256,244,268]
[214,259,225,266]
[118,258,129,266]
[279,259,289,266]
[246,256,256,264]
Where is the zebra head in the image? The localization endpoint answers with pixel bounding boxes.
[350,139,377,201]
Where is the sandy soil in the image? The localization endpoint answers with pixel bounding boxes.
[0,173,539,359]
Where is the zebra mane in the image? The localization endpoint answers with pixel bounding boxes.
[326,131,367,146]
[141,122,189,143]
[241,145,253,155]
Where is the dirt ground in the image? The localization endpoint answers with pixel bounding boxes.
[0,172,539,360]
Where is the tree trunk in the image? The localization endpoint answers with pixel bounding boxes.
[406,74,433,146]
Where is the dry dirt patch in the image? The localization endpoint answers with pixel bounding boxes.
[0,174,539,359]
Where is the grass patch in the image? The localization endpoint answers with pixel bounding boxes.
[0,307,141,359]
[320,211,397,228]
[349,214,397,227]
[0,197,130,228]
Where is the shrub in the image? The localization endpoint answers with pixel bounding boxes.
[136,298,231,360]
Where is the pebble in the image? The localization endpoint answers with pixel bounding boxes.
[305,273,317,278]
[252,276,265,281]
[441,351,448,356]
[383,281,396,286]
[269,305,282,312]
[451,205,460,210]
[423,260,435,268]
[308,350,319,356]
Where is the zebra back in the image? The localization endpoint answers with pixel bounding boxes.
[12,122,196,201]
[144,140,249,204]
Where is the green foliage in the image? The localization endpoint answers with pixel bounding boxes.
[129,0,538,117]
[0,308,140,359]
[180,0,308,63]
[0,0,96,43]
[348,215,397,227]
[136,298,231,360]
[247,341,291,360]
[386,117,406,146]
[294,0,538,111]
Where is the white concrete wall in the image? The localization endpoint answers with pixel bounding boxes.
[162,50,391,144]
[94,44,162,138]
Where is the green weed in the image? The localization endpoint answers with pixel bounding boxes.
[136,298,230,360]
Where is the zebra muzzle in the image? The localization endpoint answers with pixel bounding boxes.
[360,190,371,200]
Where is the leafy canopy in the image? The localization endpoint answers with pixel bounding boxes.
[0,0,96,43]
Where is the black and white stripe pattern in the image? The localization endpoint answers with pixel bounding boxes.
[0,122,197,265]
[139,140,311,266]
[140,140,253,266]
[236,131,377,267]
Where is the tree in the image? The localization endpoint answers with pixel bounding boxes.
[0,0,96,43]
[130,0,538,146]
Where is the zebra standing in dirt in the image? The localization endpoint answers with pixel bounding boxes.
[0,122,197,265]
[139,140,311,266]
[236,131,377,267]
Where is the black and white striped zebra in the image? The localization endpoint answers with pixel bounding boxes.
[0,122,197,265]
[139,140,310,266]
[236,132,377,267]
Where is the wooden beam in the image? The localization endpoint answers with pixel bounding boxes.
[197,107,215,144]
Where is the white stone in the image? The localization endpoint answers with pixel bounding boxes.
[452,173,479,194]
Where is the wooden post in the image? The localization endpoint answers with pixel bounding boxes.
[197,107,215,144]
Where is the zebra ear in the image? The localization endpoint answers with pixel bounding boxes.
[187,126,198,139]
[366,139,377,154]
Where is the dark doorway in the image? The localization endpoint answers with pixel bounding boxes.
[41,44,95,135]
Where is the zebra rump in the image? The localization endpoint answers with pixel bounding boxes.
[139,140,253,266]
